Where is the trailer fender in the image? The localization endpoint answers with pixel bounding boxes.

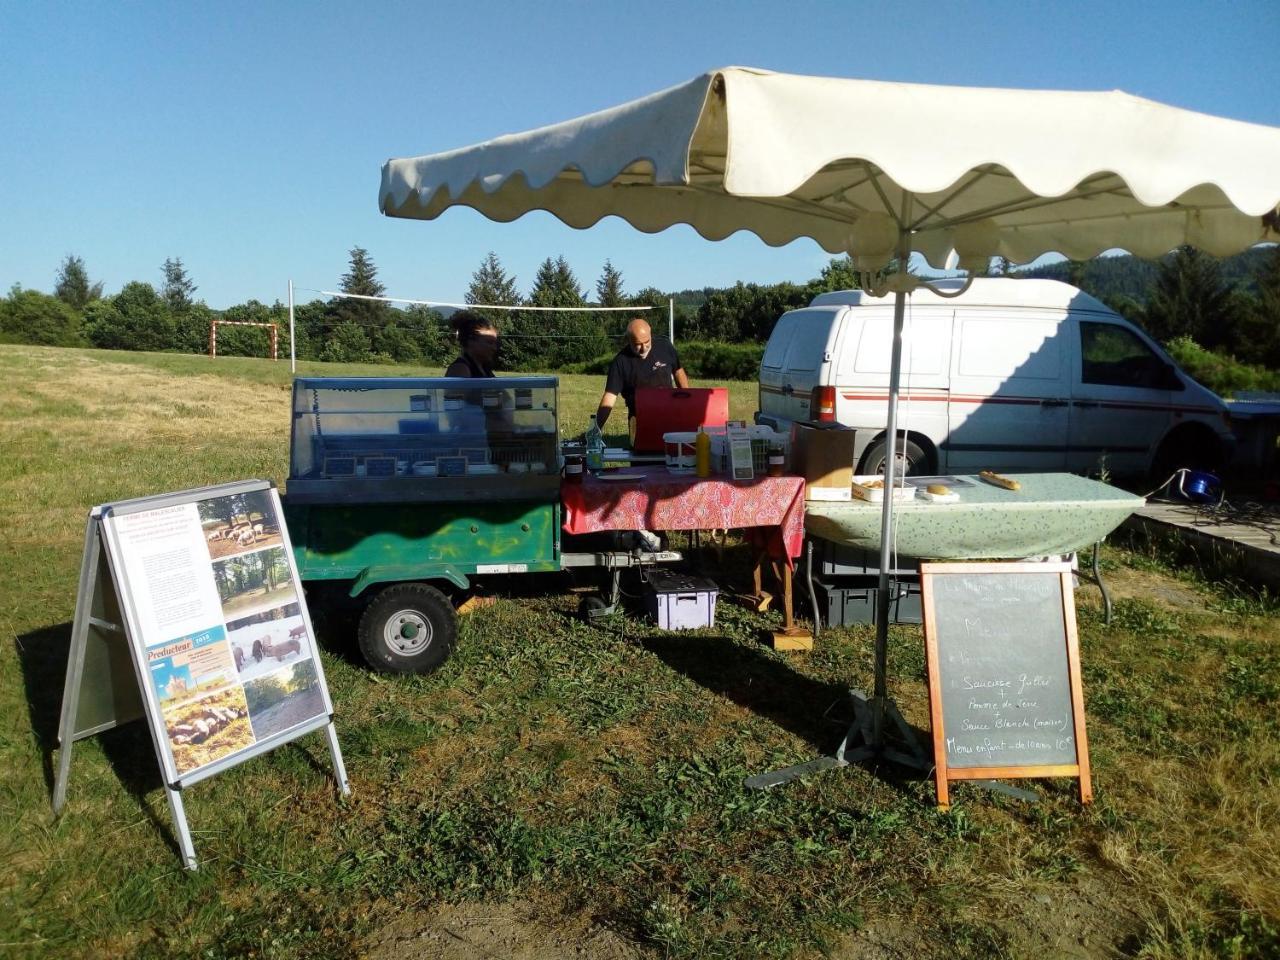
[349,565,470,598]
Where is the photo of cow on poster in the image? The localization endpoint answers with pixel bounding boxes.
[225,601,312,683]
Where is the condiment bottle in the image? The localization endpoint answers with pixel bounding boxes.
[767,443,785,477]
[564,454,584,484]
[695,427,712,478]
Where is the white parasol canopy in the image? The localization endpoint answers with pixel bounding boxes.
[380,65,1280,765]
[382,66,1280,272]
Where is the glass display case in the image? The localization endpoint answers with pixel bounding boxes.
[286,377,560,503]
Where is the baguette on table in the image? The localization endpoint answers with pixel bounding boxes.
[979,470,1021,491]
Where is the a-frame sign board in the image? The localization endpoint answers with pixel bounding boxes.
[53,480,350,870]
[921,561,1092,810]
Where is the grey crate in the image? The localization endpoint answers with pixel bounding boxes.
[813,575,922,626]
[645,571,719,630]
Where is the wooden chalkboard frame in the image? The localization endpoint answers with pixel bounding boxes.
[921,561,1092,809]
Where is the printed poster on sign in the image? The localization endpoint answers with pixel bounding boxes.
[106,487,329,778]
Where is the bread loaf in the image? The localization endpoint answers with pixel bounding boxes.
[927,484,950,495]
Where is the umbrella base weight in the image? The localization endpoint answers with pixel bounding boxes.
[769,626,813,651]
[745,690,926,791]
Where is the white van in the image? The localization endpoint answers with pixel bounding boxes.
[756,278,1233,478]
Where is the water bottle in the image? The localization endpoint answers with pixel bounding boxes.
[586,416,605,471]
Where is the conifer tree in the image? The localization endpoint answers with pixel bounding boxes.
[465,252,519,318]
[595,259,625,306]
[1143,246,1234,347]
[332,246,390,331]
[55,255,104,311]
[161,257,197,314]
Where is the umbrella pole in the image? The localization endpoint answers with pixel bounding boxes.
[871,288,907,737]
[747,244,929,789]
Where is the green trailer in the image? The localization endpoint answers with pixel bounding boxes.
[284,376,676,673]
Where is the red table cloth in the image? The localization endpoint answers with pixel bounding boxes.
[561,467,806,563]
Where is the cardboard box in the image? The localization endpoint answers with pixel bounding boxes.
[790,422,857,500]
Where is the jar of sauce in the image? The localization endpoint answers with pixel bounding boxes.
[563,454,585,483]
[767,444,786,477]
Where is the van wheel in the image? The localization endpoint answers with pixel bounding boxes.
[357,582,457,674]
[859,437,933,477]
[1150,427,1224,485]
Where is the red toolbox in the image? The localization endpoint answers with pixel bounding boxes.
[632,388,729,452]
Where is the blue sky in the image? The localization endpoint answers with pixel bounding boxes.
[2,1,1278,309]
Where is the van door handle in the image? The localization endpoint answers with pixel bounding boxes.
[1073,400,1099,409]
[781,384,794,396]
[1040,399,1068,408]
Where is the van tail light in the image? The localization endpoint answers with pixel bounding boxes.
[811,385,836,422]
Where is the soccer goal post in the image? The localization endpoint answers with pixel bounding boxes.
[209,320,279,361]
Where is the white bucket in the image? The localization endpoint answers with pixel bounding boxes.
[663,432,697,474]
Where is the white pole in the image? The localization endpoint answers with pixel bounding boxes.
[668,297,675,345]
[288,280,296,374]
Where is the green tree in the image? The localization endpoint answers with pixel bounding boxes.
[214,300,286,358]
[83,281,176,351]
[54,255,104,311]
[807,255,861,295]
[161,257,197,314]
[466,251,520,320]
[320,320,372,363]
[518,256,605,368]
[292,299,330,361]
[1143,246,1235,348]
[174,302,217,354]
[329,247,390,345]
[394,304,449,364]
[1225,246,1280,367]
[595,259,625,306]
[0,287,83,346]
[693,281,809,342]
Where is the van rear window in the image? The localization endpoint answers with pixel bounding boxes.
[761,314,798,368]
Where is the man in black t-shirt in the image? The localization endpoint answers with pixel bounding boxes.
[594,318,689,429]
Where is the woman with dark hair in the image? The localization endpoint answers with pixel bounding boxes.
[445,310,499,378]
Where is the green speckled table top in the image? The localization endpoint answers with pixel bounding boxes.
[804,473,1145,559]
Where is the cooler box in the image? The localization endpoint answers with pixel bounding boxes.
[645,570,719,630]
[632,388,729,453]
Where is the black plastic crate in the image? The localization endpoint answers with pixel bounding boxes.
[812,539,916,578]
[813,575,922,626]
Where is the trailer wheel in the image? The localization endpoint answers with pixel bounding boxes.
[358,583,457,674]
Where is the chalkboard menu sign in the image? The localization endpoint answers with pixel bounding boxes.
[921,561,1092,809]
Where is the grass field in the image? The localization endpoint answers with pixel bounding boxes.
[1,344,1277,959]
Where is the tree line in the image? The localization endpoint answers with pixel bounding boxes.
[2,244,1278,378]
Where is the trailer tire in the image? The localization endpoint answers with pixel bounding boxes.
[358,583,457,674]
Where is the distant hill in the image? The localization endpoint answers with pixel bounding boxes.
[1016,246,1275,302]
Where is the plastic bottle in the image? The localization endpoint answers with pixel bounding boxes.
[695,427,712,478]
[586,416,605,471]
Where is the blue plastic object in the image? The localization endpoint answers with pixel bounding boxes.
[1176,469,1222,504]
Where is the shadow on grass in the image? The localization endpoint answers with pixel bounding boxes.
[638,630,934,797]
[15,622,185,860]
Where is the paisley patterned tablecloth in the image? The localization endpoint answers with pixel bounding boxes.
[562,467,806,562]
[804,473,1145,559]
